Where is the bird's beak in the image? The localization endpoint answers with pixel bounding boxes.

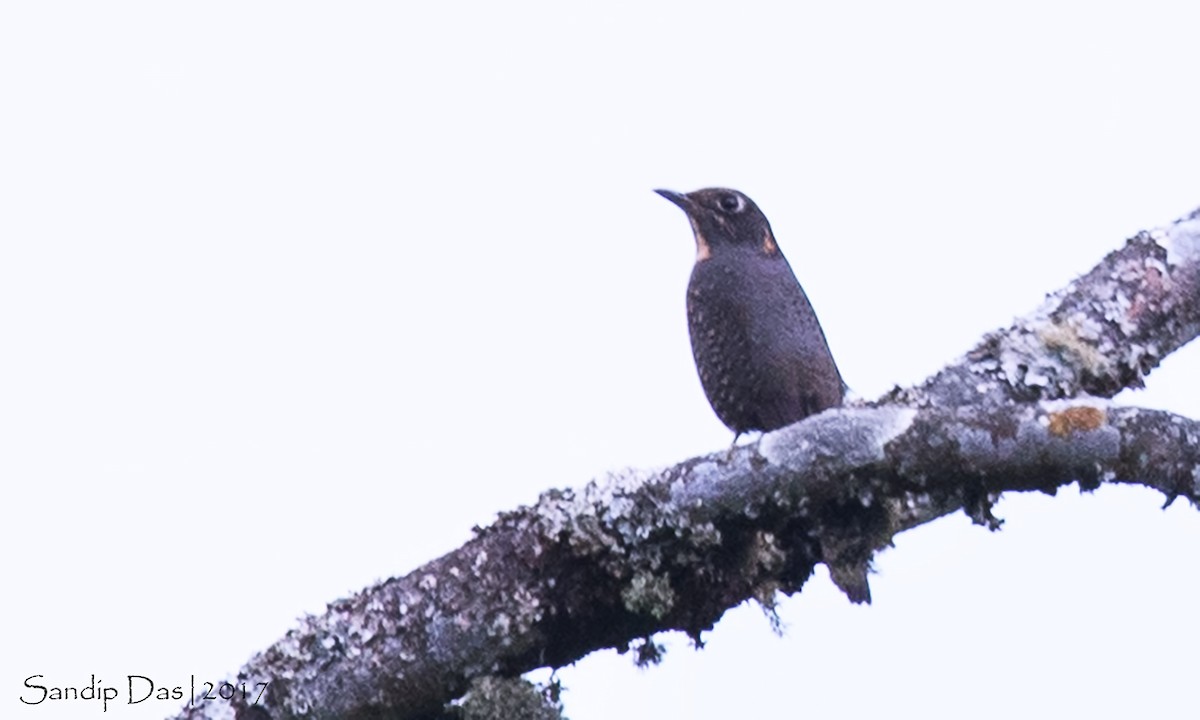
[654,188,692,211]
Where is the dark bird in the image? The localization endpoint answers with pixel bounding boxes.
[656,187,845,442]
[660,188,867,603]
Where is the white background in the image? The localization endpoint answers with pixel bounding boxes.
[3,3,1198,719]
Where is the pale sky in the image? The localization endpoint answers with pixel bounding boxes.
[4,3,1199,719]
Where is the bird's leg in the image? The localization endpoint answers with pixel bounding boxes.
[724,432,743,461]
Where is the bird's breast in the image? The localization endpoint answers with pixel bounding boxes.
[685,249,843,432]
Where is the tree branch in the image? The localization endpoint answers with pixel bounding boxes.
[903,206,1200,408]
[170,208,1200,720]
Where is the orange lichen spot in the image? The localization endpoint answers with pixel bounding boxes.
[1047,406,1107,437]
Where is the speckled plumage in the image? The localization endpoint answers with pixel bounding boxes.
[657,187,844,439]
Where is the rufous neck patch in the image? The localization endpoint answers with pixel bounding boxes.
[762,229,779,256]
[691,217,712,261]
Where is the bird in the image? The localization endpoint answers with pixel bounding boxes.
[655,187,845,443]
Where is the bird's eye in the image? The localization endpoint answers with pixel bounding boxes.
[718,194,744,213]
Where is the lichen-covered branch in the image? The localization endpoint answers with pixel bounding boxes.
[168,208,1200,720]
[899,207,1200,407]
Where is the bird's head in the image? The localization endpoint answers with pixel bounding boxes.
[655,187,780,261]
